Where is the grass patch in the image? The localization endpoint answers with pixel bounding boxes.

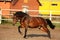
[53,23,60,28]
[1,21,20,26]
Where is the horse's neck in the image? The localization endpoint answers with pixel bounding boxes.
[17,13,30,21]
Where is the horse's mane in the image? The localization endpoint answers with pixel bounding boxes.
[13,11,29,19]
[14,11,27,16]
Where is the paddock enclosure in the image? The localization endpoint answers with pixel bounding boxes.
[0,0,60,40]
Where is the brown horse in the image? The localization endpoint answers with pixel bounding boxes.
[13,11,55,38]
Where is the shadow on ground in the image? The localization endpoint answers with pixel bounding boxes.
[27,34,48,38]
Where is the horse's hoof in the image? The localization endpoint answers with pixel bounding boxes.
[24,36,27,39]
[24,36,26,38]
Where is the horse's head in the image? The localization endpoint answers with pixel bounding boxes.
[12,11,29,26]
[13,13,18,26]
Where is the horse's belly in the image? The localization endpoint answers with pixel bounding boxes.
[28,17,40,28]
[29,22,39,28]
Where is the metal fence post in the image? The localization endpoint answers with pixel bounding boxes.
[0,8,2,24]
[50,11,52,20]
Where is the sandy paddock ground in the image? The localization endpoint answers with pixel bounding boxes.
[0,24,60,40]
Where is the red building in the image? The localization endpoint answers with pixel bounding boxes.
[0,0,41,18]
[11,0,40,15]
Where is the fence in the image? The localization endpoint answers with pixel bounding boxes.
[0,9,60,24]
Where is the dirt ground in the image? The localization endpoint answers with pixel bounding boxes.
[0,24,60,40]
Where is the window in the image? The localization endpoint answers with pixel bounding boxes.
[24,0,28,3]
[52,4,57,6]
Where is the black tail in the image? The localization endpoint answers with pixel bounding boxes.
[46,19,55,29]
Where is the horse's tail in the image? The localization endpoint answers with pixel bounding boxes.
[46,19,55,29]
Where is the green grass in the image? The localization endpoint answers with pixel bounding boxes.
[1,21,20,26]
[53,23,60,28]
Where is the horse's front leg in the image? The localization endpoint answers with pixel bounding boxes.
[24,27,27,38]
[18,26,22,35]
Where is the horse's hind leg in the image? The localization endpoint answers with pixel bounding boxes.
[18,26,22,35]
[24,27,27,38]
[40,25,51,39]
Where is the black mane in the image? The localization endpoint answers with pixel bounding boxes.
[13,11,29,19]
[14,11,27,16]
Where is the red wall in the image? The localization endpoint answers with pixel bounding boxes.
[0,2,11,18]
[11,0,39,15]
[0,0,39,18]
